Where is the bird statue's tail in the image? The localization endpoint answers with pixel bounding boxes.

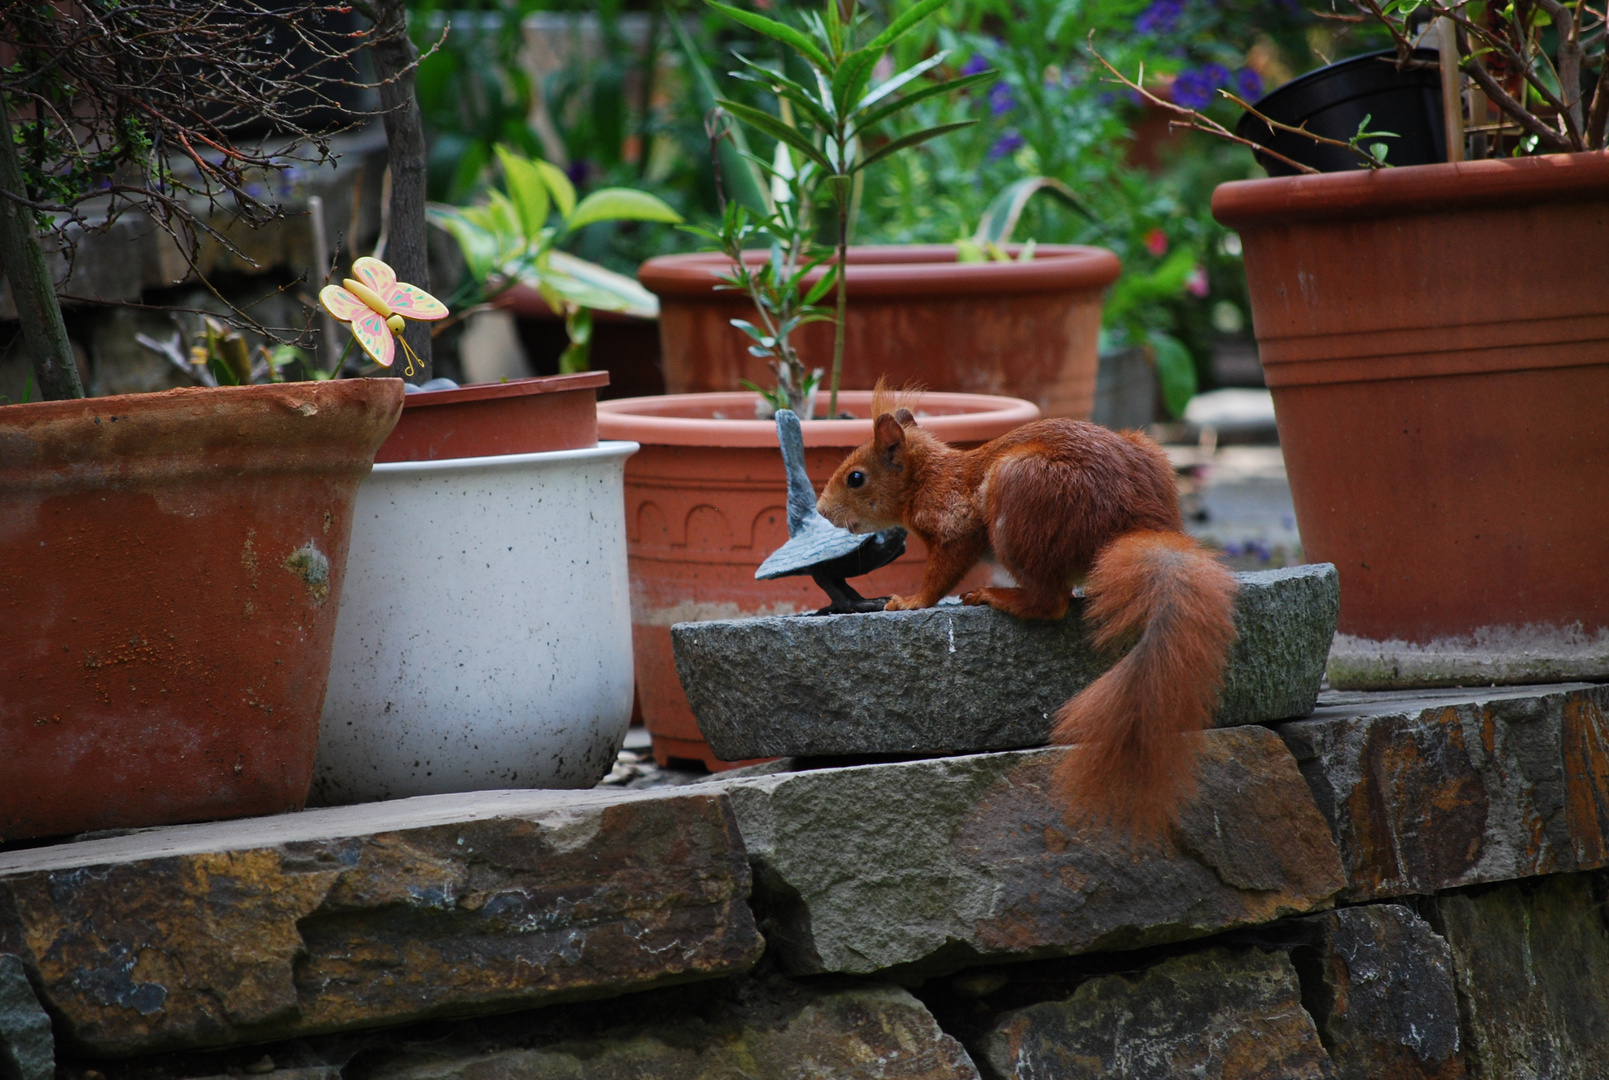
[774,410,817,536]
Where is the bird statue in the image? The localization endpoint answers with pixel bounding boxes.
[755,409,907,614]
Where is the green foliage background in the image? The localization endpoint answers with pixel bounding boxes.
[407,0,1389,402]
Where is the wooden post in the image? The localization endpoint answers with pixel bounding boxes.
[1437,17,1465,163]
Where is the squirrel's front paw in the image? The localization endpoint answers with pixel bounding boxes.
[882,594,925,611]
[961,589,988,606]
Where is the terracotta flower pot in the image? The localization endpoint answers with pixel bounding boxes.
[597,390,1041,769]
[0,379,403,841]
[1212,152,1609,687]
[375,371,608,461]
[638,245,1120,419]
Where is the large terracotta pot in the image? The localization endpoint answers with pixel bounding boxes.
[0,379,403,840]
[597,390,1041,769]
[638,245,1119,419]
[1213,152,1609,688]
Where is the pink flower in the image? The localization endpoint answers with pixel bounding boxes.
[1186,266,1210,297]
[1144,228,1168,257]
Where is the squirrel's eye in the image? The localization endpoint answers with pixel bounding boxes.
[847,470,866,489]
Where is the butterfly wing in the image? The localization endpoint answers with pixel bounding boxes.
[385,282,449,321]
[320,284,371,322]
[352,256,397,298]
[350,312,395,368]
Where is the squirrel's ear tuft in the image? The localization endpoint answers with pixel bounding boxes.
[874,412,906,456]
[894,407,916,428]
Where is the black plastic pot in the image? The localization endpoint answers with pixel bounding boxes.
[1235,49,1445,176]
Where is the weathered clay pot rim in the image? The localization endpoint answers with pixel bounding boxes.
[371,439,637,475]
[639,244,1121,299]
[401,372,608,410]
[597,390,1040,448]
[0,379,403,479]
[0,377,395,423]
[1213,150,1609,229]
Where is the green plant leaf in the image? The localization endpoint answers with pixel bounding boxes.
[853,69,998,135]
[954,238,986,262]
[716,99,834,172]
[974,176,1093,245]
[427,204,500,284]
[802,261,839,304]
[831,48,881,116]
[1148,330,1197,418]
[730,318,768,343]
[823,0,843,58]
[208,354,241,386]
[857,119,976,171]
[732,56,837,129]
[705,1,831,71]
[856,50,950,113]
[534,158,576,221]
[558,307,593,374]
[494,144,550,239]
[566,188,684,231]
[526,250,660,318]
[485,190,525,239]
[860,0,953,59]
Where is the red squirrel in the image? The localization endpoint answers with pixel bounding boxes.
[816,403,1239,838]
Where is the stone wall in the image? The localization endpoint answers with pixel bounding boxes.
[4,683,1609,1079]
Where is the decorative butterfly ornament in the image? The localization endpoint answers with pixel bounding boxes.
[319,256,448,377]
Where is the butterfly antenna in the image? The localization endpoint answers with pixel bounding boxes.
[398,334,421,379]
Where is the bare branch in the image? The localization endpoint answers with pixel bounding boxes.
[1088,39,1356,175]
[0,0,387,290]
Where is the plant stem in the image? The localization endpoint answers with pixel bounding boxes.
[830,187,847,418]
[0,93,83,400]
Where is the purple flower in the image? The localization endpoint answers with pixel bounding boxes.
[1171,68,1214,109]
[566,159,590,186]
[987,81,1016,117]
[1135,0,1182,35]
[1201,63,1230,89]
[960,55,991,77]
[988,130,1025,161]
[1236,67,1263,102]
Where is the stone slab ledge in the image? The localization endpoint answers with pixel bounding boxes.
[0,787,764,1057]
[674,564,1340,760]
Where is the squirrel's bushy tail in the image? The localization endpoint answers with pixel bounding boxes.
[1051,530,1239,840]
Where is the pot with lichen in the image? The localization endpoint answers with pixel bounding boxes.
[0,378,403,841]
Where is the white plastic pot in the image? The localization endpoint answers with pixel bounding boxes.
[312,441,638,804]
